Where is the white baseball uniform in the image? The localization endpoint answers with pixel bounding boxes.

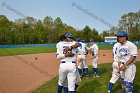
[63,70,81,87]
[109,42,120,83]
[77,42,88,69]
[118,41,138,83]
[77,42,89,77]
[90,43,99,76]
[90,43,99,68]
[56,40,78,91]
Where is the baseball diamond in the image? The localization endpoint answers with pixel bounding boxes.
[0,50,140,93]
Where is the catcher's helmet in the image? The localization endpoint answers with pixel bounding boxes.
[117,31,128,37]
[89,39,94,42]
[65,33,73,38]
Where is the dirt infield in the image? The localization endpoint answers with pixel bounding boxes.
[0,50,139,93]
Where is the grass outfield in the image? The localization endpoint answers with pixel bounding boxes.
[0,44,140,56]
[99,44,140,50]
[31,62,140,93]
[0,46,56,56]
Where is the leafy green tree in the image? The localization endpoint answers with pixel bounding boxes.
[34,20,44,31]
[82,26,92,41]
[43,16,54,43]
[53,17,65,42]
[118,11,140,41]
[129,23,140,41]
[64,24,76,38]
[34,20,46,43]
[0,15,11,44]
[109,26,118,36]
[102,31,109,37]
[13,18,25,44]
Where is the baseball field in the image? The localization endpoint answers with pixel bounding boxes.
[0,45,140,93]
[32,62,140,93]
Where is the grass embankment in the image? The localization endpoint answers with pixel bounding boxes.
[31,62,140,93]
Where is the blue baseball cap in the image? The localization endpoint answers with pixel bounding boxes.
[81,40,85,43]
[65,33,73,38]
[117,31,128,37]
[89,39,94,42]
[76,38,80,41]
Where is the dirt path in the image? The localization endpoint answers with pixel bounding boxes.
[0,50,139,93]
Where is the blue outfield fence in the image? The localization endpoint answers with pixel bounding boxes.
[0,42,140,48]
[97,41,140,45]
[0,44,56,48]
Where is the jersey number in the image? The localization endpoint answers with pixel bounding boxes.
[63,46,72,54]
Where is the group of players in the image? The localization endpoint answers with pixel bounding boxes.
[56,31,138,93]
[76,37,99,78]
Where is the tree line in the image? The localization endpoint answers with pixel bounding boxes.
[0,10,140,45]
[102,10,140,41]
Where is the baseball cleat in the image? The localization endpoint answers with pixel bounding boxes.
[86,75,89,79]
[93,74,99,78]
[95,75,99,77]
[108,90,110,93]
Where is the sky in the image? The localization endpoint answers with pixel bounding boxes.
[0,0,140,33]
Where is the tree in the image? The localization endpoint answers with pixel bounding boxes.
[109,26,118,36]
[129,23,140,41]
[0,15,11,44]
[53,17,65,42]
[118,11,140,41]
[64,24,76,37]
[82,26,92,41]
[43,16,54,43]
[34,20,46,43]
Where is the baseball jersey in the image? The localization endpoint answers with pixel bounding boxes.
[77,42,88,55]
[56,41,78,62]
[118,41,138,64]
[113,42,120,62]
[90,43,98,56]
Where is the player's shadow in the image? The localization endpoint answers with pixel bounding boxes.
[112,81,140,93]
[77,79,101,93]
[112,82,122,93]
[88,64,112,76]
[133,83,140,93]
[98,66,111,76]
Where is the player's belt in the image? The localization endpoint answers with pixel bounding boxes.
[61,61,76,63]
[78,54,86,55]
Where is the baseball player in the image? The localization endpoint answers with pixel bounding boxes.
[89,39,99,77]
[56,34,73,93]
[76,39,89,78]
[63,70,81,93]
[56,33,81,93]
[117,31,138,93]
[108,41,121,93]
[62,36,81,93]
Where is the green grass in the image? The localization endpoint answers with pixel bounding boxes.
[31,62,140,93]
[98,44,140,50]
[98,45,114,50]
[0,46,56,56]
[0,44,139,56]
